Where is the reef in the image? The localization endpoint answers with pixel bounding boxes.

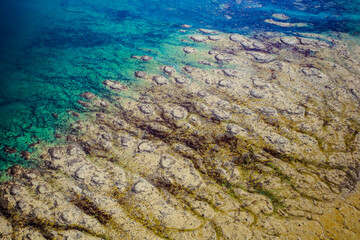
[1,28,360,239]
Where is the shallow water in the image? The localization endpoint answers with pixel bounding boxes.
[0,0,359,172]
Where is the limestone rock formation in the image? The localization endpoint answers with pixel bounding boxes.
[1,31,360,240]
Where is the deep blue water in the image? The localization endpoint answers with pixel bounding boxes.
[0,0,360,174]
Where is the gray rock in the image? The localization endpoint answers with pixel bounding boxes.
[120,136,134,147]
[285,106,305,115]
[280,37,299,45]
[183,47,197,54]
[229,34,247,43]
[272,13,290,20]
[160,155,176,169]
[226,124,247,136]
[215,54,232,62]
[152,76,168,85]
[197,90,208,98]
[218,79,233,87]
[217,100,231,109]
[198,60,211,66]
[91,174,106,186]
[75,164,94,180]
[223,69,238,77]
[135,71,148,79]
[229,34,266,50]
[141,55,153,61]
[250,89,266,99]
[139,104,155,114]
[36,185,49,194]
[138,142,154,153]
[162,66,176,75]
[174,76,189,84]
[208,35,222,41]
[132,180,151,194]
[233,105,243,113]
[252,78,268,88]
[247,52,275,63]
[171,107,188,120]
[301,67,322,77]
[190,35,207,42]
[103,80,128,91]
[299,37,328,47]
[212,109,231,120]
[183,66,196,73]
[181,24,191,29]
[199,28,218,34]
[259,106,278,116]
[0,215,12,236]
[10,185,22,196]
[252,41,267,51]
[208,50,218,55]
[266,133,289,146]
[60,210,77,224]
[48,148,64,159]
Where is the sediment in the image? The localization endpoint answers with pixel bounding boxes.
[1,29,360,239]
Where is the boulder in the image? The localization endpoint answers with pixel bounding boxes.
[152,76,168,85]
[141,55,153,61]
[103,80,128,91]
[190,35,207,42]
[183,47,197,54]
[199,29,218,34]
[135,71,148,79]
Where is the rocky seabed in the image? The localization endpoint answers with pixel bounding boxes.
[1,27,360,239]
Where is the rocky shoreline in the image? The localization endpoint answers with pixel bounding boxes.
[1,28,360,239]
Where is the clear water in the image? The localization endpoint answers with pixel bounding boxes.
[0,0,360,172]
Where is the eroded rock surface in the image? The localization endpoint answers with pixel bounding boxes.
[1,31,360,240]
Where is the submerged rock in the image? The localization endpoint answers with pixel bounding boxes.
[182,65,196,73]
[20,151,31,160]
[215,54,233,62]
[161,65,176,75]
[199,28,218,34]
[174,76,189,84]
[272,13,290,20]
[183,46,197,54]
[103,80,128,91]
[141,55,153,61]
[208,35,222,41]
[135,71,148,79]
[81,92,96,100]
[180,24,191,29]
[280,36,300,45]
[152,76,168,85]
[190,35,207,42]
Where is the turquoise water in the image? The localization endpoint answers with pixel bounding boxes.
[1,0,360,172]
